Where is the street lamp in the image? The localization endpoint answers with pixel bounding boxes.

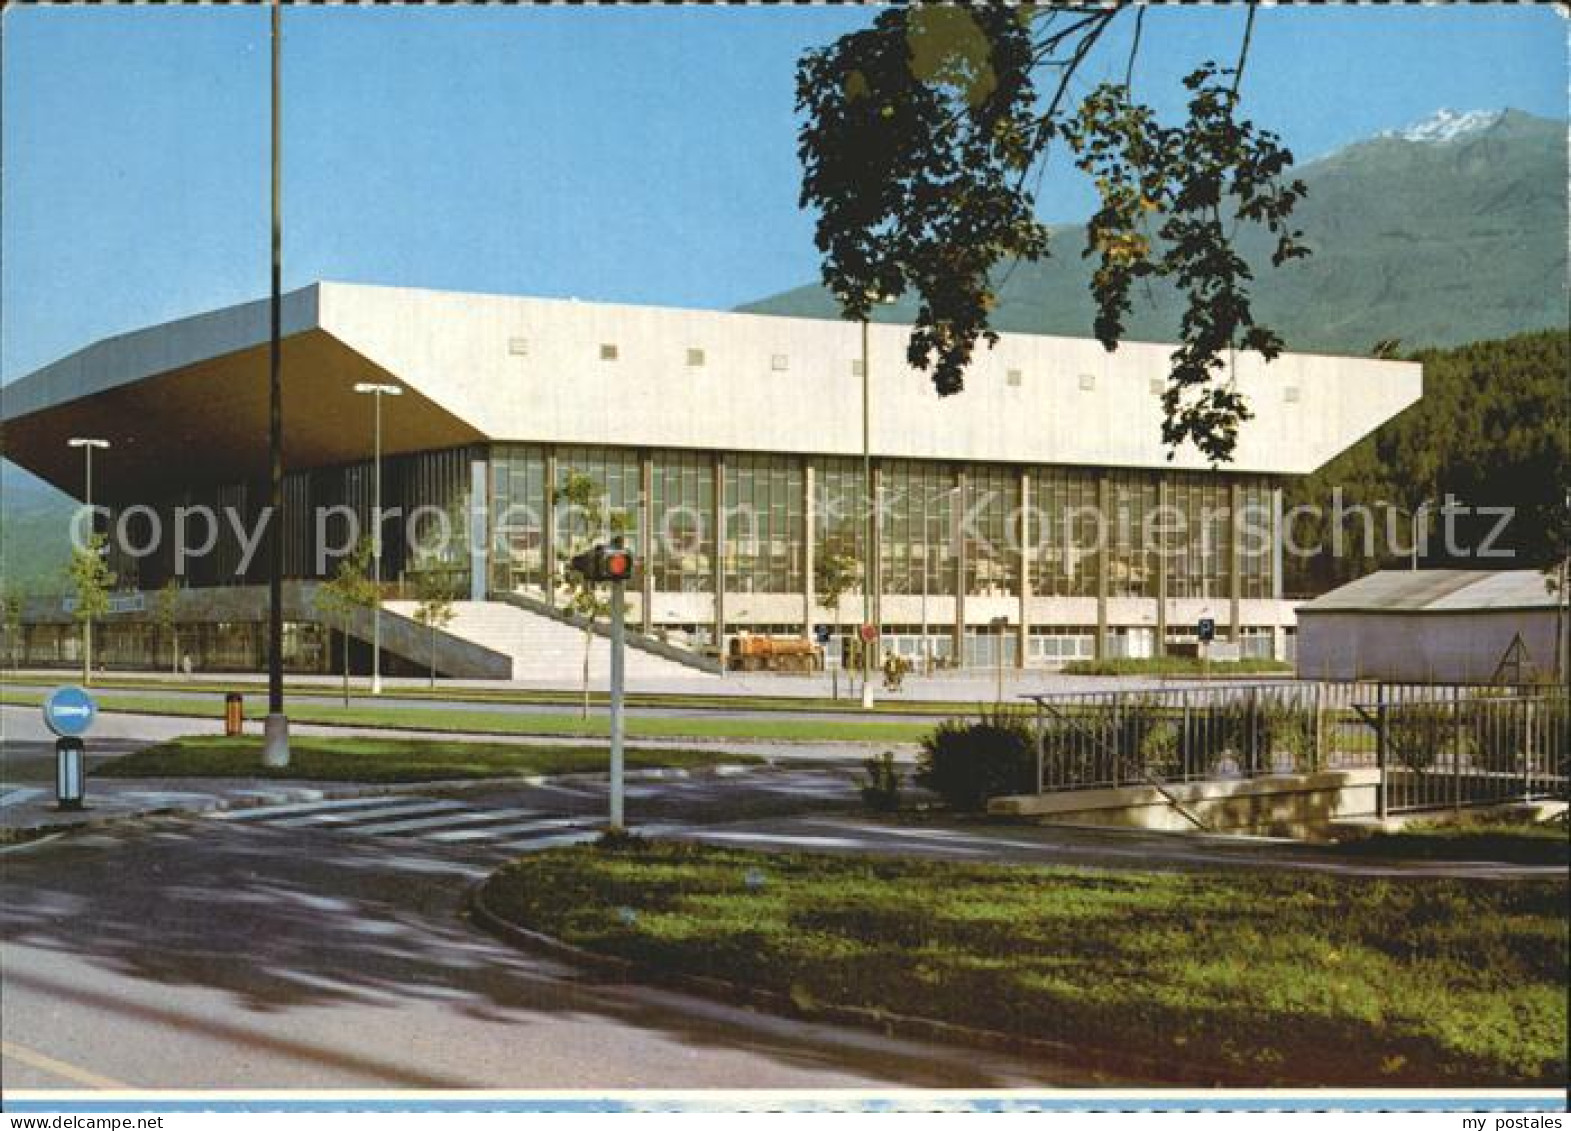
[67,437,110,683]
[853,293,897,710]
[354,382,402,694]
[1377,499,1431,571]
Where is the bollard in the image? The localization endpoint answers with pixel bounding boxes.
[55,737,85,811]
[224,692,245,737]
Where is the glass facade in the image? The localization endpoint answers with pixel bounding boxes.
[879,460,958,597]
[650,449,713,593]
[963,465,1020,598]
[83,438,1286,668]
[724,454,803,595]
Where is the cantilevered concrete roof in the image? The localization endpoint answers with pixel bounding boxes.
[1,281,1423,503]
[1299,569,1562,614]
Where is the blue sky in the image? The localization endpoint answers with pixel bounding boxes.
[2,3,1565,385]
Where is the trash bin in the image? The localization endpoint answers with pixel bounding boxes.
[224,692,244,737]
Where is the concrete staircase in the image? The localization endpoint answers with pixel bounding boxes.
[384,600,717,684]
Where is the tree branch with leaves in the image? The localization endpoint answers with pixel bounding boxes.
[796,3,1306,463]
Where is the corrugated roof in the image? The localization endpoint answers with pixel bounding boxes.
[1300,569,1562,613]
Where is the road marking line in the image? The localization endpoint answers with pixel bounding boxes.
[350,808,545,835]
[0,787,46,808]
[0,1040,127,1090]
[217,795,413,821]
[424,816,588,843]
[268,800,463,829]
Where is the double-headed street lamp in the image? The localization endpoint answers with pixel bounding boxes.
[67,438,110,684]
[1377,498,1432,571]
[354,382,402,694]
[853,293,897,710]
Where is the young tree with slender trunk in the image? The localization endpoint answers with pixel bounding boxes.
[314,539,376,707]
[555,472,630,720]
[68,533,114,686]
[153,579,181,676]
[815,549,859,701]
[412,571,457,690]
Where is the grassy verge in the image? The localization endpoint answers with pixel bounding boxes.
[1333,821,1568,867]
[1,674,978,717]
[1061,657,1293,676]
[0,690,929,745]
[95,735,759,783]
[482,841,1567,1086]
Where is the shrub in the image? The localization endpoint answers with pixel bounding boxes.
[916,704,1037,809]
[860,750,902,812]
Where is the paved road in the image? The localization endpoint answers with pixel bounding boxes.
[2,803,1087,1091]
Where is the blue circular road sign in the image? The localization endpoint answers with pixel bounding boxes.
[43,685,97,738]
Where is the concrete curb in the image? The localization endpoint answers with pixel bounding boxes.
[464,873,1286,1088]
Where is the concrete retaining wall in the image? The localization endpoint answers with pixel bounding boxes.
[989,768,1382,837]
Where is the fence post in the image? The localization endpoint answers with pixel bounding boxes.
[1523,698,1535,800]
[1034,697,1045,795]
[1110,692,1121,790]
[1376,682,1389,820]
[1452,684,1463,812]
[1313,681,1324,771]
[1247,686,1260,776]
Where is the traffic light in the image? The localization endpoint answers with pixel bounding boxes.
[568,542,636,584]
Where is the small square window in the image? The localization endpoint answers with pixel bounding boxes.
[1149,377,1164,396]
[1284,386,1301,404]
[771,353,789,372]
[1006,369,1023,388]
[686,348,705,367]
[600,343,619,361]
[1078,373,1096,391]
[850,359,864,377]
[508,337,529,357]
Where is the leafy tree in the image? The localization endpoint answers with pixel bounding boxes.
[68,532,115,686]
[412,571,458,689]
[0,583,24,670]
[314,539,376,706]
[153,579,182,675]
[555,472,631,719]
[796,5,1305,463]
[814,548,860,698]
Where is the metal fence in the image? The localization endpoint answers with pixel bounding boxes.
[1366,688,1569,814]
[1021,681,1568,814]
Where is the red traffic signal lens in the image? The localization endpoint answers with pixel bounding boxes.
[603,550,633,580]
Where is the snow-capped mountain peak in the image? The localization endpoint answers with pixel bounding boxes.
[1379,108,1504,144]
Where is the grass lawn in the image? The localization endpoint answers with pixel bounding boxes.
[1334,821,1569,867]
[95,735,760,783]
[2,675,977,717]
[482,841,1567,1086]
[0,689,929,745]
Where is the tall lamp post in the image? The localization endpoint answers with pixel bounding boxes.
[67,438,110,683]
[855,294,897,710]
[262,0,290,769]
[1378,499,1431,571]
[354,382,402,695]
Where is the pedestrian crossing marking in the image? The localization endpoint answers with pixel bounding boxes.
[349,807,545,836]
[212,793,593,849]
[424,816,589,843]
[218,795,416,821]
[268,799,467,829]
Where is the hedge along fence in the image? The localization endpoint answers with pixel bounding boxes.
[917,682,1568,810]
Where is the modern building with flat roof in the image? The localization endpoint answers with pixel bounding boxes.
[1,282,1422,679]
